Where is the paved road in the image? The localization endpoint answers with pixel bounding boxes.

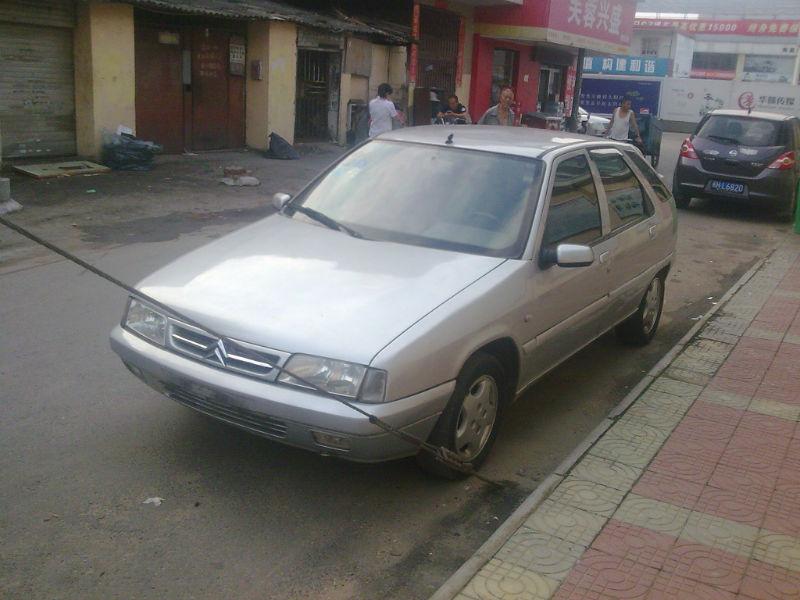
[0,133,793,600]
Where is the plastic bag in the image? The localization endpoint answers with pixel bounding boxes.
[266,132,300,160]
[102,133,162,171]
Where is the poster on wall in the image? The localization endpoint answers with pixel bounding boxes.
[580,78,661,115]
[658,79,730,122]
[659,79,800,122]
[742,55,795,83]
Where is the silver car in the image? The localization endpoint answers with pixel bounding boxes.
[110,127,677,477]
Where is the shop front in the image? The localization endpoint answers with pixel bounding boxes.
[470,0,637,125]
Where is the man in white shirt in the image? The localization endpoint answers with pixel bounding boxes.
[369,83,404,137]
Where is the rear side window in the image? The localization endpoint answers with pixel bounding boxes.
[542,155,602,247]
[624,150,671,202]
[589,149,653,230]
[696,115,785,147]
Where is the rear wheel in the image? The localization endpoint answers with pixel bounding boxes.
[778,179,799,222]
[672,182,691,209]
[416,352,506,479]
[616,275,665,346]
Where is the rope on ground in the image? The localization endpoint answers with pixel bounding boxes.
[0,215,507,488]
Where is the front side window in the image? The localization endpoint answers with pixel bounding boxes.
[542,155,602,247]
[289,140,545,258]
[589,149,653,230]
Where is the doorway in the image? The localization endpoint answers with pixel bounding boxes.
[133,13,246,153]
[295,50,332,141]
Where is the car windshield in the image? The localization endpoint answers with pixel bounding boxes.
[288,140,545,258]
[696,116,783,147]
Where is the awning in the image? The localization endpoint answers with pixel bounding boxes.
[113,0,409,44]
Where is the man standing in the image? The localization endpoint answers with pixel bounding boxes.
[607,97,643,146]
[369,83,404,138]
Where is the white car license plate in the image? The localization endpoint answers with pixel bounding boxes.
[710,180,746,195]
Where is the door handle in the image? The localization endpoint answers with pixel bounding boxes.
[599,251,610,264]
[648,225,657,239]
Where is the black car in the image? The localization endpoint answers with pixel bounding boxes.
[673,109,800,220]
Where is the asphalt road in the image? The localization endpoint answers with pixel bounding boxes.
[0,133,793,600]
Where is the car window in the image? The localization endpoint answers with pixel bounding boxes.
[291,140,545,258]
[589,149,653,230]
[624,150,671,202]
[542,155,602,247]
[696,115,785,147]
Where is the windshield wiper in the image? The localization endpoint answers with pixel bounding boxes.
[290,205,366,239]
[707,134,741,145]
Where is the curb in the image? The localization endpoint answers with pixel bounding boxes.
[428,254,771,600]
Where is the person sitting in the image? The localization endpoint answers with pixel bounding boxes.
[437,95,471,125]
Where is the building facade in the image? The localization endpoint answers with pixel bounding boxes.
[0,0,406,159]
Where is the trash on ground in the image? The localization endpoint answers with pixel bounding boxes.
[266,132,300,160]
[13,161,111,179]
[116,124,134,136]
[0,199,23,215]
[142,497,164,506]
[102,132,162,171]
[220,175,260,186]
[86,189,97,194]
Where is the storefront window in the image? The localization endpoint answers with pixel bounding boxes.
[491,49,517,105]
[538,67,564,113]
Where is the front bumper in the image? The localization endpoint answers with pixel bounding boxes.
[110,326,454,462]
[674,157,794,205]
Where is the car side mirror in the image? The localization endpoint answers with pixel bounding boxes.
[273,192,292,211]
[540,243,595,268]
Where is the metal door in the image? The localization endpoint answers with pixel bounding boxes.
[0,19,75,158]
[418,6,459,93]
[295,50,331,141]
[134,25,184,153]
[191,28,230,150]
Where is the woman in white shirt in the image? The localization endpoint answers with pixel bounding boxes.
[607,97,642,145]
[369,84,404,138]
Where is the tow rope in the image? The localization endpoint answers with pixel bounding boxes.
[0,215,506,487]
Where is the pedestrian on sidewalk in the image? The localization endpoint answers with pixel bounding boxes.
[477,86,515,126]
[369,83,405,138]
[607,97,643,149]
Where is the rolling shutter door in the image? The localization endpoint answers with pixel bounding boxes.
[0,1,76,158]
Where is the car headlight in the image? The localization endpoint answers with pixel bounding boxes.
[124,298,167,346]
[277,354,387,403]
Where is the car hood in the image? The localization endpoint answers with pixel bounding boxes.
[136,215,506,364]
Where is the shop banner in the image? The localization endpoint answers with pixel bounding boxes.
[580,78,661,115]
[549,0,637,53]
[634,18,800,36]
[583,55,670,77]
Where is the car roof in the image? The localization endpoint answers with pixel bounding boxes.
[708,109,795,122]
[378,125,627,159]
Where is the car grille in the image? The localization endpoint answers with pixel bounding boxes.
[164,384,288,439]
[168,321,286,381]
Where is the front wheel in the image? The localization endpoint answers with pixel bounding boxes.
[416,352,506,479]
[616,275,665,346]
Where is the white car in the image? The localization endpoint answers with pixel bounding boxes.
[579,108,610,136]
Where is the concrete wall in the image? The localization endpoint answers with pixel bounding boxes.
[245,20,298,149]
[74,2,135,158]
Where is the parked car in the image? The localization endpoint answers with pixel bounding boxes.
[110,127,677,478]
[579,107,611,136]
[673,109,800,220]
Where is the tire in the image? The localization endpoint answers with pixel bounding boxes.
[777,179,798,223]
[616,275,665,346]
[416,352,507,479]
[672,182,691,209]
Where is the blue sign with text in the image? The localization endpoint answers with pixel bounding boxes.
[583,55,670,77]
[579,79,662,116]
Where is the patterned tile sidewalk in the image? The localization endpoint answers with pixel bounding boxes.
[447,237,800,600]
